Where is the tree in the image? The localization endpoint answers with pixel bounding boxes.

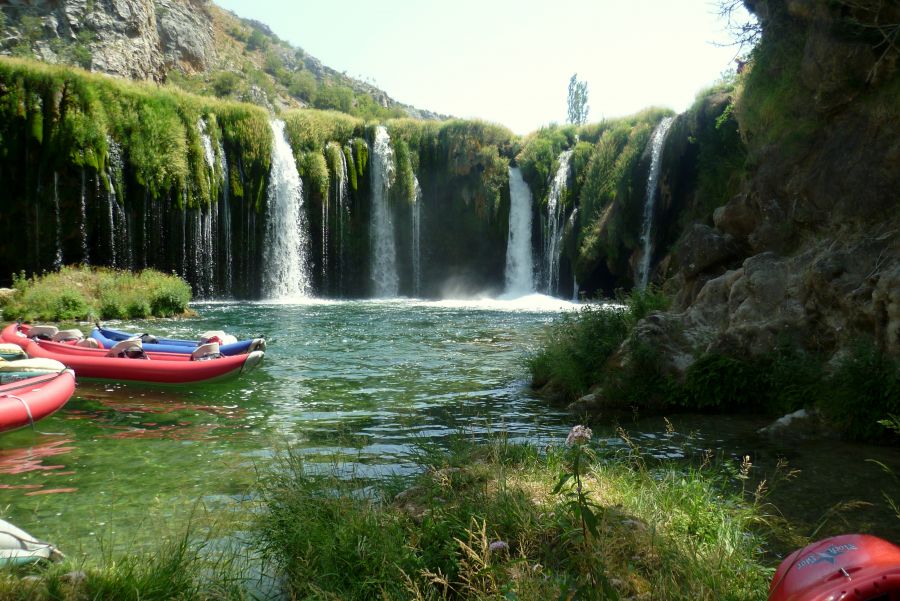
[567,73,589,126]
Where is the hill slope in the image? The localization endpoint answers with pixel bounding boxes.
[0,0,442,120]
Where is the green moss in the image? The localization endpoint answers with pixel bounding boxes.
[298,150,329,197]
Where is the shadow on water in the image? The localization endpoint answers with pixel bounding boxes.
[613,413,900,555]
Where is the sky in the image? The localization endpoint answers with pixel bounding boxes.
[213,0,750,135]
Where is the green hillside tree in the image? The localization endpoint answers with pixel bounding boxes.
[567,73,589,125]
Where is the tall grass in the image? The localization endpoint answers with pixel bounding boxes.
[254,433,773,600]
[2,265,192,321]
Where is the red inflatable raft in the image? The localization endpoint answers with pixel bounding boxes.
[769,534,900,601]
[2,324,264,384]
[0,370,75,433]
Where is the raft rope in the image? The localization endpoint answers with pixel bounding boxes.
[0,370,70,435]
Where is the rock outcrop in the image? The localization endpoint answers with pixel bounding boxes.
[0,0,214,81]
[636,0,900,378]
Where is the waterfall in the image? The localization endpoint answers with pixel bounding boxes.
[504,166,534,296]
[411,176,422,297]
[263,119,312,299]
[218,137,233,296]
[79,169,89,264]
[370,125,398,297]
[321,175,329,288]
[198,119,215,172]
[334,143,350,295]
[52,172,63,269]
[636,116,675,290]
[543,149,573,296]
[105,136,129,269]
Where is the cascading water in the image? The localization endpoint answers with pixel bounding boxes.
[543,150,573,296]
[636,116,675,290]
[52,172,63,269]
[195,119,218,298]
[105,137,129,269]
[411,176,422,297]
[263,119,312,299]
[568,208,579,301]
[217,138,233,296]
[504,166,535,296]
[370,125,398,297]
[333,143,350,295]
[79,169,89,264]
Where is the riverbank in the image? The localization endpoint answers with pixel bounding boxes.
[0,266,193,321]
[528,293,900,441]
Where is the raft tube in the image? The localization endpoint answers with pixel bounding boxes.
[90,326,266,356]
[768,534,900,601]
[22,338,263,384]
[0,369,75,434]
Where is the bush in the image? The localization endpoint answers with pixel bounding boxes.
[820,344,900,440]
[1,266,192,321]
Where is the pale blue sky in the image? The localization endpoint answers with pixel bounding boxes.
[214,0,750,134]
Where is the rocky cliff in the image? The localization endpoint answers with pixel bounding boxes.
[641,0,900,377]
[0,0,437,118]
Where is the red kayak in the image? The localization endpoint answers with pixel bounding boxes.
[3,324,264,384]
[0,370,75,433]
[768,534,900,601]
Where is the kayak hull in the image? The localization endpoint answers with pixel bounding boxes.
[768,534,900,601]
[0,370,75,433]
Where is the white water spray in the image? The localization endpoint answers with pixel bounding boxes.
[264,119,312,299]
[504,167,534,296]
[543,150,573,296]
[218,137,233,296]
[370,126,398,297]
[636,116,674,290]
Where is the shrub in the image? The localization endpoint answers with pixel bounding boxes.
[820,344,900,440]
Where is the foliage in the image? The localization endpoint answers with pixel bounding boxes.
[255,434,772,600]
[567,73,590,126]
[527,303,630,400]
[2,266,192,321]
[820,343,900,440]
[0,57,272,210]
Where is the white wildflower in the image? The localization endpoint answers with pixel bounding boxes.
[566,425,593,446]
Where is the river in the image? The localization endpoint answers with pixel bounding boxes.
[1,298,898,560]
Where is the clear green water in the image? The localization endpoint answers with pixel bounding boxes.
[0,298,576,557]
[2,298,900,561]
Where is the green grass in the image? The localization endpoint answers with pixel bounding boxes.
[254,434,773,600]
[1,265,192,321]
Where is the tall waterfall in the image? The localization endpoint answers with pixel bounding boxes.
[411,176,422,297]
[195,119,218,298]
[370,125,398,297]
[504,167,534,296]
[217,137,233,296]
[543,149,573,296]
[636,116,674,290]
[336,144,350,294]
[263,119,312,299]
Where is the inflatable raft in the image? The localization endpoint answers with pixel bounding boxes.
[0,369,75,433]
[0,518,63,566]
[2,324,263,384]
[769,534,900,601]
[91,325,266,356]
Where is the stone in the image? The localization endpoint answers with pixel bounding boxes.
[674,224,739,279]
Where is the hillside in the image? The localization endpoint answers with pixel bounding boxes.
[0,0,442,121]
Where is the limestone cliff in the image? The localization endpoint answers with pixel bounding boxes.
[0,0,438,118]
[642,0,900,378]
